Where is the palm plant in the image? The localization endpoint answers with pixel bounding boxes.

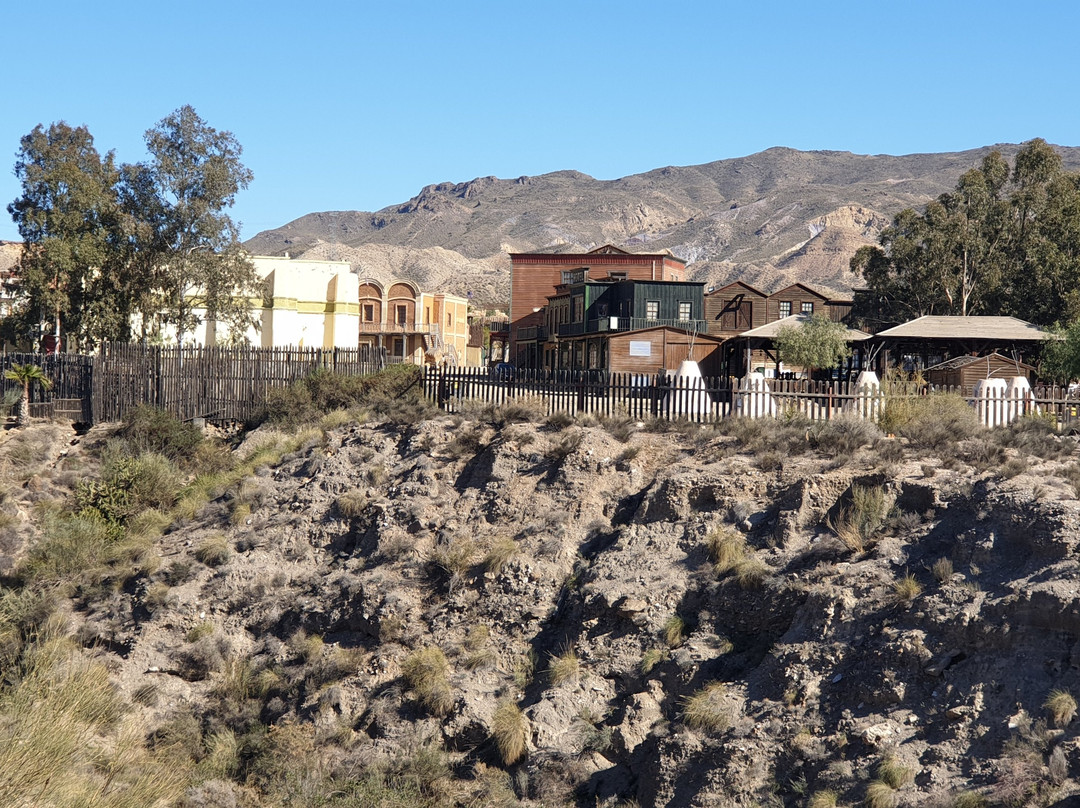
[4,364,52,427]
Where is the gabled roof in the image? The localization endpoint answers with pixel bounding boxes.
[875,316,1050,341]
[740,313,871,341]
[769,282,852,303]
[923,352,1036,373]
[587,245,631,255]
[707,280,769,298]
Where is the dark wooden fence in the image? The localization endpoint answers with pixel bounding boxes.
[424,366,1080,429]
[1,344,386,426]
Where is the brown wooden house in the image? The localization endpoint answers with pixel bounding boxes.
[704,281,769,337]
[766,283,853,323]
[607,327,724,376]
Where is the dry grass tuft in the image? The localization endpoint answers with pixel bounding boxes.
[484,538,518,574]
[491,699,529,764]
[402,646,454,716]
[1045,688,1077,727]
[682,681,729,732]
[931,557,954,583]
[194,533,231,567]
[547,649,580,686]
[865,780,897,808]
[663,615,687,648]
[808,790,838,808]
[892,572,923,604]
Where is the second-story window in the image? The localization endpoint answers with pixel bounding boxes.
[363,304,374,322]
[678,302,692,320]
[572,296,584,322]
[646,300,660,319]
[801,301,814,314]
[779,301,792,318]
[396,304,408,325]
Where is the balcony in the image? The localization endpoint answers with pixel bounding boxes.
[557,318,708,337]
[516,325,548,342]
[358,322,438,335]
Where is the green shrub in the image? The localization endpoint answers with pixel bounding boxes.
[491,700,528,764]
[682,681,729,732]
[895,393,982,451]
[118,405,204,462]
[814,414,883,457]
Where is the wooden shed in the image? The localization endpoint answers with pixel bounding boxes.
[607,327,724,376]
[704,281,768,337]
[923,352,1036,392]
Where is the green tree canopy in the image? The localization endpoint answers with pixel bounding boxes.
[122,105,260,345]
[852,139,1080,329]
[773,314,852,376]
[6,122,131,348]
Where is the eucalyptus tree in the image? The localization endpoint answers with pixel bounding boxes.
[7,122,130,348]
[122,105,260,345]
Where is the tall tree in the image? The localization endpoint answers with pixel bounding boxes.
[853,141,1080,329]
[7,122,128,348]
[124,105,260,345]
[773,314,852,377]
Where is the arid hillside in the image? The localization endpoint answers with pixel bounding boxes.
[244,144,1080,303]
[4,376,1080,807]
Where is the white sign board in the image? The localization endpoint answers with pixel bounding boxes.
[629,340,652,357]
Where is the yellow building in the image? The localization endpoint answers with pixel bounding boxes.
[185,256,470,363]
[357,279,469,365]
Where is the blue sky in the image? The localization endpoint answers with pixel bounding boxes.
[3,0,1078,243]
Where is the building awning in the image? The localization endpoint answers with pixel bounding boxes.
[874,315,1051,341]
[739,313,871,341]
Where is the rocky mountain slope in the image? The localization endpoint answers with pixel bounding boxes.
[5,395,1080,806]
[244,145,1080,303]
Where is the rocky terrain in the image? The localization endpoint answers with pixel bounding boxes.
[243,144,1080,303]
[5,390,1080,806]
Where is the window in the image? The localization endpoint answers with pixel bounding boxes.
[392,337,405,355]
[801,301,814,315]
[678,302,692,320]
[362,304,374,322]
[608,271,627,280]
[646,300,660,319]
[572,296,584,322]
[446,313,452,327]
[396,305,407,325]
[778,301,792,318]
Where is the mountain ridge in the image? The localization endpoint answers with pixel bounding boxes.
[244,144,1080,304]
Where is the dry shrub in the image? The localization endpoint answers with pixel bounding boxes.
[828,484,888,553]
[682,681,729,732]
[640,648,668,675]
[491,699,528,764]
[194,533,231,567]
[950,790,987,808]
[876,755,913,789]
[865,780,897,808]
[1045,689,1077,727]
[892,572,922,604]
[402,646,453,716]
[663,615,687,648]
[815,414,883,457]
[336,489,369,518]
[547,649,580,686]
[931,557,954,583]
[705,526,745,570]
[484,538,518,573]
[809,790,838,808]
[546,428,582,462]
[895,393,982,451]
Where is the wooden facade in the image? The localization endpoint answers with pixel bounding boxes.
[510,245,687,359]
[705,281,769,337]
[767,283,852,323]
[607,328,724,375]
[923,352,1036,392]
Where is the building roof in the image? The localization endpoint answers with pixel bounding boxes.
[874,316,1050,341]
[739,313,871,341]
[706,280,769,298]
[923,352,1036,373]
